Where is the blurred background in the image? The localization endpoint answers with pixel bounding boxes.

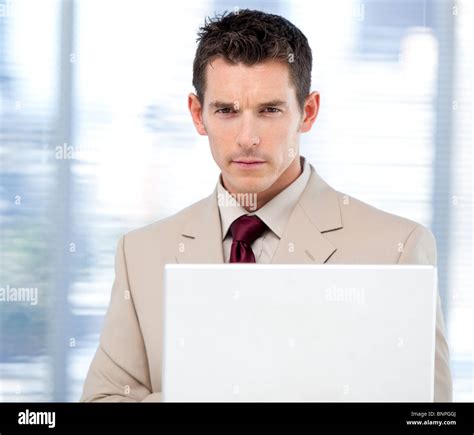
[0,0,472,401]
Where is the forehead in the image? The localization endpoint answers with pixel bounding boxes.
[204,57,293,101]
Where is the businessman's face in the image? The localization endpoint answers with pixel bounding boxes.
[189,58,319,196]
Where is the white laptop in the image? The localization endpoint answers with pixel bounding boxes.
[162,264,437,402]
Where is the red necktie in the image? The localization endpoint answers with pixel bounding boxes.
[229,215,268,263]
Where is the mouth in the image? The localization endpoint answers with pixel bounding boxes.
[232,159,266,169]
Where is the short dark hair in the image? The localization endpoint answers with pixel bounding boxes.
[192,9,313,112]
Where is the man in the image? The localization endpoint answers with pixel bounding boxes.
[80,9,452,402]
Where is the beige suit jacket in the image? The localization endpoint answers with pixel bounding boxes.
[80,164,453,402]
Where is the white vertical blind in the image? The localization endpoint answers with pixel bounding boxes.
[446,0,472,401]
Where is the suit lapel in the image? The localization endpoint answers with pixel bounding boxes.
[271,165,342,264]
[270,203,338,264]
[175,187,224,264]
[175,164,343,265]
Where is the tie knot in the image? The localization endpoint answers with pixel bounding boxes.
[230,215,268,245]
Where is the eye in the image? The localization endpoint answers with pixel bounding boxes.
[262,107,281,113]
[215,108,236,114]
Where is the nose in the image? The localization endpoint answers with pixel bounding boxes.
[236,112,260,148]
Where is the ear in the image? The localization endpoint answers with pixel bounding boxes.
[299,91,320,133]
[188,93,208,136]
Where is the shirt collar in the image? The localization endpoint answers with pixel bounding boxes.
[216,155,311,240]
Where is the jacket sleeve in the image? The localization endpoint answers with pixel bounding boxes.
[80,235,161,402]
[397,224,453,402]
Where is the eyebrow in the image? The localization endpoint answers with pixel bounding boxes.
[209,100,288,109]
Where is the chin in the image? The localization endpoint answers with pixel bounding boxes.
[232,177,275,194]
[222,165,277,193]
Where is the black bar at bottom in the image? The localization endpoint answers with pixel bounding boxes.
[0,402,471,431]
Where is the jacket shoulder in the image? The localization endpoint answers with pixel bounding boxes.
[338,192,420,232]
[333,189,436,262]
[122,193,213,247]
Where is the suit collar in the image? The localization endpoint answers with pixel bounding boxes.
[176,188,224,263]
[296,164,343,234]
[176,163,342,264]
[270,165,342,263]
